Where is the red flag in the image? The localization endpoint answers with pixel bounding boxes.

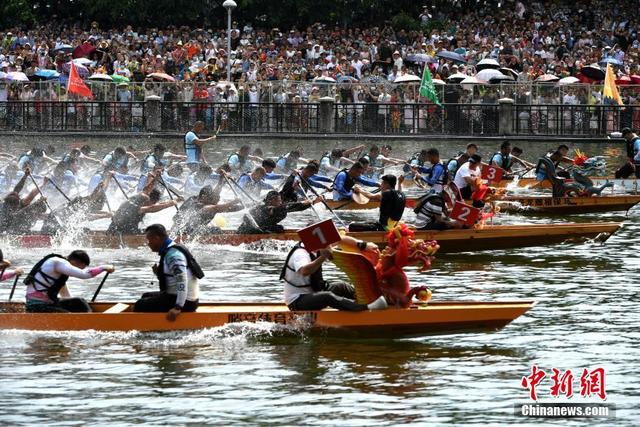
[67,62,93,99]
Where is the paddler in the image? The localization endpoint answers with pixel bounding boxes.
[17,146,55,174]
[107,172,178,234]
[361,144,404,180]
[228,145,257,175]
[348,174,406,232]
[237,190,321,234]
[281,235,387,312]
[172,181,242,235]
[237,166,275,197]
[413,192,462,230]
[452,154,482,200]
[134,224,203,321]
[616,127,640,178]
[279,161,330,203]
[318,145,363,175]
[185,120,217,172]
[332,162,380,201]
[23,250,114,313]
[0,249,24,282]
[0,168,48,234]
[446,143,478,181]
[410,148,447,194]
[275,149,302,174]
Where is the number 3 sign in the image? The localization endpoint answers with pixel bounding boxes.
[297,219,342,252]
[450,201,481,226]
[482,165,504,183]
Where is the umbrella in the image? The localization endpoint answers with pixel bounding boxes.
[436,51,467,63]
[337,75,358,83]
[110,74,130,83]
[73,43,96,59]
[394,74,422,83]
[460,76,486,90]
[53,44,73,54]
[558,76,580,85]
[599,57,623,67]
[476,58,500,71]
[447,72,468,83]
[405,54,437,64]
[6,72,29,82]
[89,73,113,82]
[63,61,90,77]
[615,75,632,85]
[581,65,605,81]
[72,58,94,67]
[33,69,60,80]
[476,69,507,82]
[432,79,446,85]
[148,72,176,82]
[535,74,560,83]
[314,76,336,83]
[499,67,519,79]
[630,75,640,84]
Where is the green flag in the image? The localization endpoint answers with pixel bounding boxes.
[419,65,442,106]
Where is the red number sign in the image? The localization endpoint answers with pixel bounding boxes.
[482,165,504,183]
[297,219,342,252]
[450,201,481,226]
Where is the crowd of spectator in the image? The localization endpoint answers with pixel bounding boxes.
[1,0,640,106]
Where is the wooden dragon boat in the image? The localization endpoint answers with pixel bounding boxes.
[0,300,536,337]
[6,222,621,253]
[495,177,640,193]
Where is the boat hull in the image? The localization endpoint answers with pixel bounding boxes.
[0,301,536,337]
[495,195,640,214]
[496,177,640,193]
[6,223,621,253]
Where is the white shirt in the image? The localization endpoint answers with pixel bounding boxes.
[453,162,479,189]
[283,247,315,305]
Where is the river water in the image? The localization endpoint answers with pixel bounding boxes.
[0,136,638,425]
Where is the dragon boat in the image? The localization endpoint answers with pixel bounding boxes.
[5,222,620,253]
[495,177,640,193]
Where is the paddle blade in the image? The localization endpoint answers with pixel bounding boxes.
[331,249,380,304]
[213,215,227,228]
[352,192,370,205]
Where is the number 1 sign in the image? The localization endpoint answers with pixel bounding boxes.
[297,219,342,252]
[449,201,481,227]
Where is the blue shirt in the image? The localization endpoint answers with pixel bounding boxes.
[490,153,512,170]
[184,131,200,164]
[634,139,640,162]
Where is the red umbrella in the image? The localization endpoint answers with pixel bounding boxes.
[535,74,560,83]
[148,72,176,82]
[630,75,640,84]
[73,42,96,59]
[616,75,632,85]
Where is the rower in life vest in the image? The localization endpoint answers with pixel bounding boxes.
[413,192,461,231]
[0,249,24,283]
[237,166,275,198]
[134,224,203,321]
[23,250,114,313]
[616,127,640,178]
[403,149,428,176]
[410,148,447,194]
[279,161,331,203]
[318,144,365,176]
[453,154,482,200]
[172,182,241,235]
[184,120,217,172]
[238,190,321,234]
[348,174,406,232]
[227,145,255,175]
[17,146,53,174]
[362,144,404,180]
[281,235,387,312]
[261,158,285,181]
[107,185,177,234]
[0,168,47,234]
[489,141,533,176]
[332,162,380,201]
[446,143,478,181]
[275,150,302,174]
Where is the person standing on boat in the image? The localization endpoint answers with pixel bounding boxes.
[453,154,482,200]
[0,249,24,282]
[348,175,406,232]
[134,224,203,321]
[23,250,114,313]
[332,162,380,201]
[282,235,387,312]
[616,128,640,178]
[185,121,217,172]
[410,148,447,194]
[238,190,321,234]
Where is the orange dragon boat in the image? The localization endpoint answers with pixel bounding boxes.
[6,222,620,253]
[0,300,536,337]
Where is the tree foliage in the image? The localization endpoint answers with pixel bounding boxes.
[1,0,433,30]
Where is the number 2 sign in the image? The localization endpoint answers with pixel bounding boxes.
[297,219,342,252]
[450,201,481,226]
[482,165,504,183]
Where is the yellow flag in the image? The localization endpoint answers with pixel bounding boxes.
[602,64,624,106]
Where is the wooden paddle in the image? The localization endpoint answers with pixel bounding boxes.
[352,190,370,205]
[8,273,21,302]
[28,174,63,227]
[158,174,180,212]
[46,176,71,202]
[297,173,347,227]
[111,174,130,201]
[91,272,111,302]
[222,175,261,230]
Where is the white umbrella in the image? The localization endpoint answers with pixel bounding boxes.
[476,58,501,71]
[215,81,238,92]
[461,76,486,90]
[536,74,560,83]
[72,58,95,67]
[314,76,336,83]
[558,76,580,85]
[394,74,422,83]
[432,79,446,85]
[447,72,468,83]
[476,69,506,82]
[88,73,113,81]
[6,72,29,82]
[499,67,519,79]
